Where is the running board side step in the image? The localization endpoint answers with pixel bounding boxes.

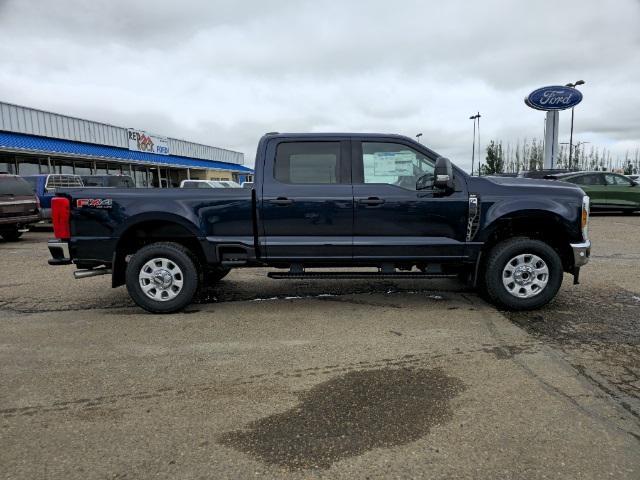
[267,272,457,280]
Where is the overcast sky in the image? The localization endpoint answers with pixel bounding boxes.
[1,0,639,169]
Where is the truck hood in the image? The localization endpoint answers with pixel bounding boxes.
[480,175,584,195]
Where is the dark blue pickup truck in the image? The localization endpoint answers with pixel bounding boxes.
[48,133,591,313]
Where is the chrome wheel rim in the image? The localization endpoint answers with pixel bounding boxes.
[138,257,184,302]
[502,253,549,299]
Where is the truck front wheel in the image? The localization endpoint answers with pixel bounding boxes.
[483,237,563,311]
[125,242,199,313]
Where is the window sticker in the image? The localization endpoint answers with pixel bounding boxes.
[371,151,415,176]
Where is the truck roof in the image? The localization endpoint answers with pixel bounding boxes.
[260,132,442,159]
[263,132,416,140]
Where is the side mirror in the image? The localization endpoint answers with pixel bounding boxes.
[434,157,454,190]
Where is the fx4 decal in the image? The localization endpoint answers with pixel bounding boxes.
[76,198,113,209]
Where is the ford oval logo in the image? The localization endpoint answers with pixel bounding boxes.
[525,85,583,111]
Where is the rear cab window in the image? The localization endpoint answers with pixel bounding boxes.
[45,175,83,191]
[0,175,34,196]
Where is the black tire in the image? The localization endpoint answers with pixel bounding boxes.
[205,265,231,284]
[125,242,199,314]
[482,237,563,311]
[1,229,22,241]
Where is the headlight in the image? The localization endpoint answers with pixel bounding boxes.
[581,195,590,240]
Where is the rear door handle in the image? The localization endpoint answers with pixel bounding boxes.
[358,197,385,206]
[270,197,294,206]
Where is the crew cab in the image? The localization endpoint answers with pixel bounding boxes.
[47,133,591,313]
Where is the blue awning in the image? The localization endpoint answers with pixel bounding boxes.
[0,131,253,173]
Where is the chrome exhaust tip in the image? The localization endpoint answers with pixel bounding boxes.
[73,268,111,279]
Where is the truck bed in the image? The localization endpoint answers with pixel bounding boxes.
[59,187,255,265]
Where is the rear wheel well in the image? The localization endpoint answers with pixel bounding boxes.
[112,220,205,287]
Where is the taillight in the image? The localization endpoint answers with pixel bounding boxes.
[51,197,71,239]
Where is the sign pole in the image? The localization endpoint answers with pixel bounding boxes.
[543,110,559,169]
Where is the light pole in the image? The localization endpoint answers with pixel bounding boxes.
[565,80,585,168]
[561,140,589,169]
[469,113,481,175]
[477,112,481,175]
[416,133,423,143]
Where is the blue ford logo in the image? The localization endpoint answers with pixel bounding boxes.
[525,85,583,111]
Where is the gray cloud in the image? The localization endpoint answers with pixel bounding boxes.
[1,0,639,168]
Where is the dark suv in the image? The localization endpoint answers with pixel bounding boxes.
[0,173,40,241]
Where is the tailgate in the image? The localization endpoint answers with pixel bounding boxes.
[0,195,38,218]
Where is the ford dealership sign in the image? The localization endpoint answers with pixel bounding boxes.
[525,85,583,111]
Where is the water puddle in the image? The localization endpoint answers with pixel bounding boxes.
[218,367,464,470]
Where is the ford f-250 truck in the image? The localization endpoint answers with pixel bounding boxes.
[47,133,591,313]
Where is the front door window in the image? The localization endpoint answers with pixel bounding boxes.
[362,142,434,190]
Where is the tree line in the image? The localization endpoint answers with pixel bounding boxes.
[480,139,640,175]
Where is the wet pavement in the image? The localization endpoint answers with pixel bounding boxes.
[219,367,465,470]
[1,214,639,479]
[508,285,640,426]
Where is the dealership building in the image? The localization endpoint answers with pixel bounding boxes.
[0,101,253,187]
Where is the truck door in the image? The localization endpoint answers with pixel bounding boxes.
[260,138,353,260]
[351,138,469,260]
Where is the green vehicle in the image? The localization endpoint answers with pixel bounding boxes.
[554,171,640,212]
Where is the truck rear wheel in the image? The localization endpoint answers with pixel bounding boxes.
[125,242,199,313]
[483,237,563,311]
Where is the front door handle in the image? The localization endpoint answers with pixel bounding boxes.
[358,197,385,206]
[270,197,294,206]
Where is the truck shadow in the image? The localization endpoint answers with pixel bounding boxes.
[195,276,468,305]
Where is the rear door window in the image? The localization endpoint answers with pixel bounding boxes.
[570,174,605,186]
[275,142,342,184]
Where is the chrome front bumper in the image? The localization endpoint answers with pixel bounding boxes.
[570,240,591,268]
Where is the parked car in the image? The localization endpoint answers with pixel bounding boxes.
[180,180,241,188]
[551,171,639,212]
[81,175,135,188]
[48,132,590,313]
[241,181,254,189]
[21,174,84,219]
[0,173,40,241]
[627,174,639,182]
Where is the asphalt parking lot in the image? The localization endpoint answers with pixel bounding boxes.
[1,215,639,479]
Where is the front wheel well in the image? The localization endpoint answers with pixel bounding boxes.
[112,220,205,287]
[479,218,574,273]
